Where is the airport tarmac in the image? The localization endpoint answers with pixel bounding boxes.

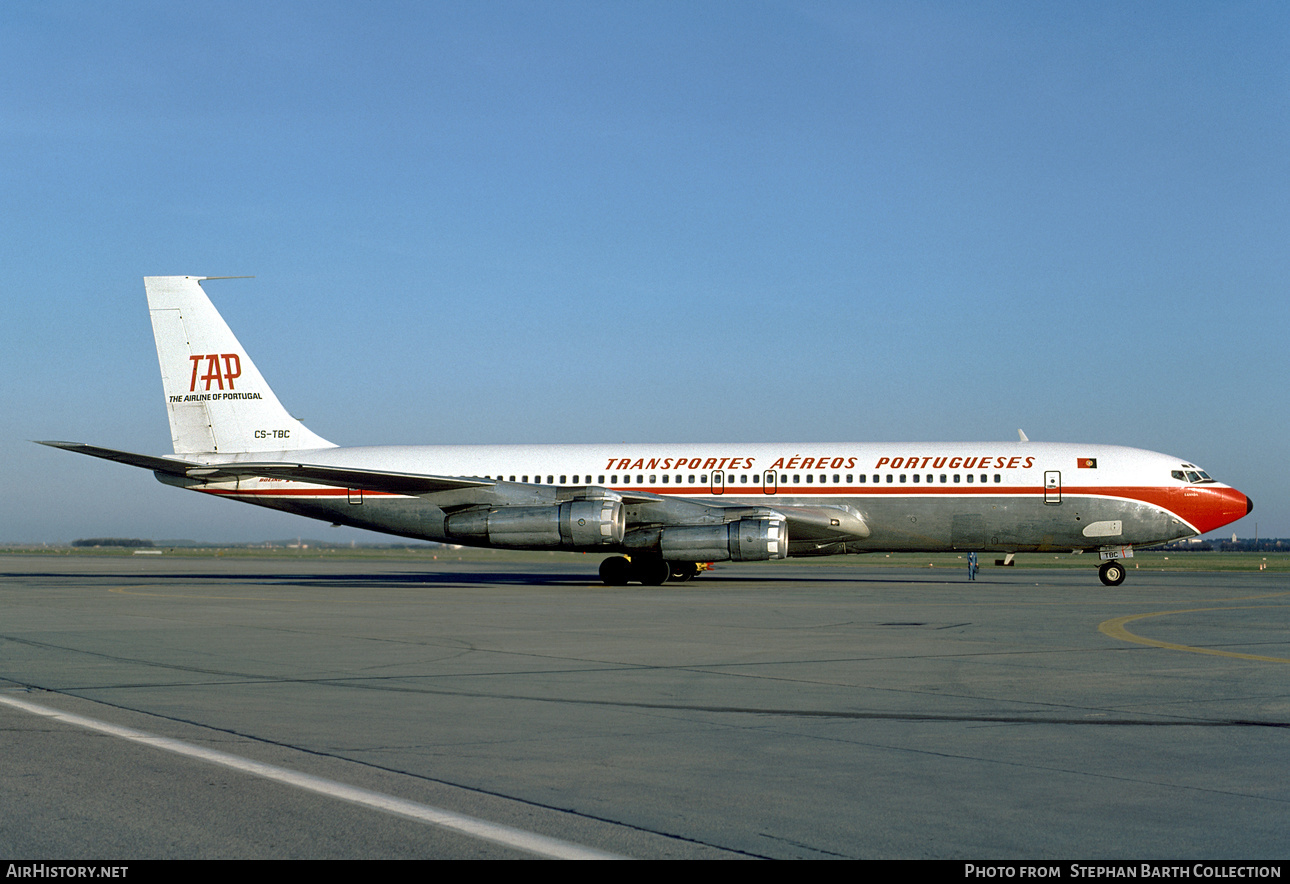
[0,554,1286,859]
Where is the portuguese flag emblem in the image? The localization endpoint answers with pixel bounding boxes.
[1078,458,1098,469]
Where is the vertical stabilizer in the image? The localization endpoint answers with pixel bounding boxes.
[145,276,335,455]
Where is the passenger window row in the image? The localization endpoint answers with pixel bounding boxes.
[486,473,1005,486]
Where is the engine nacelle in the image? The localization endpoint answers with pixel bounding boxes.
[655,517,788,562]
[561,498,626,547]
[446,498,625,549]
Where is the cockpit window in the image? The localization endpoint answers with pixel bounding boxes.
[1173,468,1215,484]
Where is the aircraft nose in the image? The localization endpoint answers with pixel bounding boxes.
[1219,487,1253,527]
[1176,485,1253,534]
[1223,487,1253,522]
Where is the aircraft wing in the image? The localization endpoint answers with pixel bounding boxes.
[203,462,495,495]
[231,467,866,539]
[36,442,494,495]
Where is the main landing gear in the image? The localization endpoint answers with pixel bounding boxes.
[599,556,702,586]
[1098,560,1126,586]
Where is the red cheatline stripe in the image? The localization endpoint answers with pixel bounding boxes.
[201,484,1172,504]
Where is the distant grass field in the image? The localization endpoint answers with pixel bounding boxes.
[3,545,1286,572]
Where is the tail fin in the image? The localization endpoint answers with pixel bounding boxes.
[145,276,334,455]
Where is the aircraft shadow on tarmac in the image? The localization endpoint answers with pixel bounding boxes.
[3,568,994,588]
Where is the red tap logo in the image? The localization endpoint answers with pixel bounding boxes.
[189,354,242,391]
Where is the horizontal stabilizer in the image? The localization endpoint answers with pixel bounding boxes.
[36,441,196,477]
[37,442,494,496]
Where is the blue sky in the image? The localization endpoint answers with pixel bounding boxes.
[3,1,1285,542]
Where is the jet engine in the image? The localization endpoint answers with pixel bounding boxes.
[651,516,788,562]
[446,498,625,549]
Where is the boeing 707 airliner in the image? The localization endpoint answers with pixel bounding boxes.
[41,276,1252,586]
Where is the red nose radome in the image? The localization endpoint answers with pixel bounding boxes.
[1174,485,1253,535]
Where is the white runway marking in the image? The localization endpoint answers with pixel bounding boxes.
[0,693,622,860]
